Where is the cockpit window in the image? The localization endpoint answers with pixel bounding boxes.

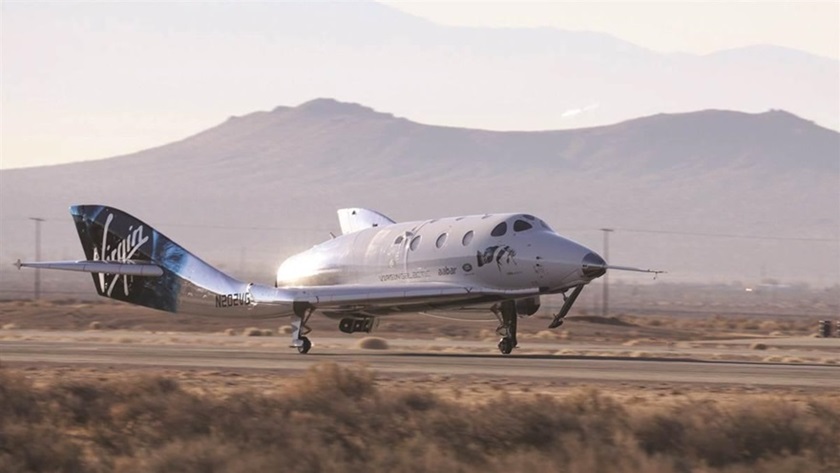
[491,222,507,237]
[539,219,552,231]
[394,235,404,245]
[462,230,474,246]
[523,214,535,221]
[513,220,533,232]
[409,235,421,251]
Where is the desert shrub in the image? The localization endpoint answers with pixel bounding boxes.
[120,438,241,473]
[393,388,440,413]
[631,398,839,468]
[2,365,839,473]
[54,381,111,424]
[759,320,780,332]
[355,336,389,350]
[291,363,377,402]
[0,370,41,423]
[0,424,85,473]
[243,327,263,336]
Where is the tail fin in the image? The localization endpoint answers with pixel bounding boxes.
[337,208,395,235]
[70,205,249,314]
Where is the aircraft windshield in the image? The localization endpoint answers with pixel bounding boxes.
[513,220,533,232]
[491,222,507,237]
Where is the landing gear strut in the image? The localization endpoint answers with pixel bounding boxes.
[548,285,584,329]
[495,300,518,355]
[291,302,314,354]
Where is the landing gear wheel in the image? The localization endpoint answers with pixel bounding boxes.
[493,300,518,354]
[498,337,514,355]
[297,337,312,354]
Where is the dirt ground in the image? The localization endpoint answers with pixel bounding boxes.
[0,299,825,341]
[2,299,838,403]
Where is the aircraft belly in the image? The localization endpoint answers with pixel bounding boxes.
[318,292,510,317]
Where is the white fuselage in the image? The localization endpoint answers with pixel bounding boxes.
[276,213,604,301]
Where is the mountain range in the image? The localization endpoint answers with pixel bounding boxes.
[0,99,837,294]
[3,1,839,170]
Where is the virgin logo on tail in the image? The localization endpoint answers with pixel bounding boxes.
[95,213,150,296]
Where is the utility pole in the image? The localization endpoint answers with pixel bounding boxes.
[600,228,613,317]
[30,217,45,299]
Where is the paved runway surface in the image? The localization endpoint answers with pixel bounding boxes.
[2,336,839,388]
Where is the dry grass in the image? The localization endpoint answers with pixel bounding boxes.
[628,314,820,337]
[88,321,102,330]
[534,330,557,340]
[243,327,263,337]
[1,364,838,473]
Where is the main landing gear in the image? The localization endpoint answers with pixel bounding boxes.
[296,337,312,354]
[495,300,518,355]
[338,317,376,334]
[291,302,314,354]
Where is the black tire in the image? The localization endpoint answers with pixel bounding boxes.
[297,336,312,354]
[498,338,513,355]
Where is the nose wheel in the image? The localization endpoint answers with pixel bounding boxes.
[498,337,514,355]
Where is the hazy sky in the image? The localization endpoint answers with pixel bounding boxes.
[385,1,839,59]
[1,0,838,169]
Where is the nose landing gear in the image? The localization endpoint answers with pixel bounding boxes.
[498,337,515,355]
[492,285,585,354]
[549,285,584,329]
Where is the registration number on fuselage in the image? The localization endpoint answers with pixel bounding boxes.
[215,292,252,308]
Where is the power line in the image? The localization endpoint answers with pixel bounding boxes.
[601,228,613,317]
[28,217,44,299]
[614,228,837,243]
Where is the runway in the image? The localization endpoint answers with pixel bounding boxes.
[2,335,839,388]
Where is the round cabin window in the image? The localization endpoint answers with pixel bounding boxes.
[436,233,447,248]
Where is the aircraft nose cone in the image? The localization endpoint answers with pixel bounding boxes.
[582,252,607,278]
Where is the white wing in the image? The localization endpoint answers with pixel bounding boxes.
[254,282,540,315]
